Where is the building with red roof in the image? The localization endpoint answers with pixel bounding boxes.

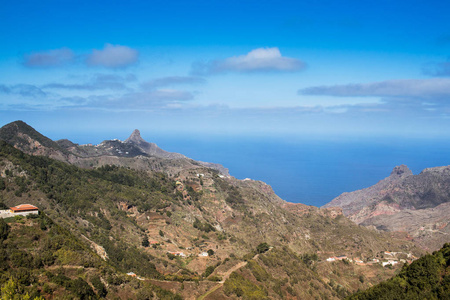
[9,204,39,216]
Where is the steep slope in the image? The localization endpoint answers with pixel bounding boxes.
[0,120,70,161]
[323,165,450,251]
[0,214,182,299]
[125,129,185,159]
[323,165,413,216]
[347,243,450,300]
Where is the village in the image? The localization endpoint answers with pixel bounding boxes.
[324,250,418,267]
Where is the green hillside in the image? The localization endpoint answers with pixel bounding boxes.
[347,243,450,300]
[0,136,424,299]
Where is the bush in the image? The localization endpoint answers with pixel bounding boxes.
[256,243,270,254]
[142,236,149,247]
[203,265,215,278]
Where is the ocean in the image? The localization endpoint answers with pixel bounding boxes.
[71,132,450,207]
[152,135,450,207]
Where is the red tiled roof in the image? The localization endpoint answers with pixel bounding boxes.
[10,204,38,212]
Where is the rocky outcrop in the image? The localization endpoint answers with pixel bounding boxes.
[323,164,450,250]
[125,129,186,159]
[323,165,413,216]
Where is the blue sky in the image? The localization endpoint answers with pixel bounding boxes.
[1,0,450,142]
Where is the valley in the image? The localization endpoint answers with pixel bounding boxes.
[0,120,448,299]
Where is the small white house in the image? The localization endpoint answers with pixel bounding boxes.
[382,260,398,267]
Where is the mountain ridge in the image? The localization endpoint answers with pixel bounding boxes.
[323,164,450,251]
[0,120,229,176]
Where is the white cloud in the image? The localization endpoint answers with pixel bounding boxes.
[192,47,306,75]
[299,78,450,100]
[23,48,74,68]
[87,44,139,68]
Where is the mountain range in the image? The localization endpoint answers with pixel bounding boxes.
[0,120,444,299]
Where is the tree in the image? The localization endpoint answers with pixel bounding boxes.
[256,242,270,254]
[0,219,9,240]
[207,249,215,256]
[142,236,149,247]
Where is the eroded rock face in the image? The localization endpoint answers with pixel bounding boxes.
[390,164,413,178]
[323,164,450,251]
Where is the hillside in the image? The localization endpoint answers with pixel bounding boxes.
[323,165,450,251]
[347,243,450,300]
[0,213,183,299]
[0,121,426,299]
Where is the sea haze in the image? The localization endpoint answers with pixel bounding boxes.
[67,133,450,207]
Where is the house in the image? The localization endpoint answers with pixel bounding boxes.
[168,251,186,257]
[9,204,39,216]
[127,272,137,277]
[326,257,336,262]
[335,255,347,260]
[382,260,398,267]
[199,252,208,257]
[149,240,159,245]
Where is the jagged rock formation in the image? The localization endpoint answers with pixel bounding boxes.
[0,121,229,176]
[324,164,450,251]
[125,129,186,159]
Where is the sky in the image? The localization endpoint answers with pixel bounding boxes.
[1,0,450,142]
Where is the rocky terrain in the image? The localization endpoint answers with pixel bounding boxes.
[324,165,450,251]
[0,120,431,299]
[0,120,229,177]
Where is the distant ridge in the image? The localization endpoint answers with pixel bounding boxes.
[323,164,450,250]
[0,120,229,176]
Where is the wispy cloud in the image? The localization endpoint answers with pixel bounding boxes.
[299,78,450,100]
[86,44,139,68]
[43,74,136,91]
[23,48,75,68]
[422,59,450,77]
[0,84,46,98]
[87,89,195,110]
[141,76,206,89]
[191,47,306,75]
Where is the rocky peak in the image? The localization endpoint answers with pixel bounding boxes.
[125,129,144,144]
[389,165,413,179]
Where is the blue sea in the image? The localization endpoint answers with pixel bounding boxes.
[70,133,450,207]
